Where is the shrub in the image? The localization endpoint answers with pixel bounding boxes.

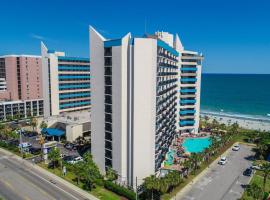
[104,180,136,200]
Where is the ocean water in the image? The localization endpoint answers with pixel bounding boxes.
[201,74,270,120]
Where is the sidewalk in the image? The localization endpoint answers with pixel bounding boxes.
[0,147,99,200]
[172,142,237,200]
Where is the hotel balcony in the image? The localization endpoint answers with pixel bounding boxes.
[180,67,197,73]
[179,110,196,115]
[180,78,197,84]
[181,72,197,77]
[180,88,196,95]
[179,120,195,126]
[180,99,196,105]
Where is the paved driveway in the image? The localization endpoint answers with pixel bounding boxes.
[178,144,254,200]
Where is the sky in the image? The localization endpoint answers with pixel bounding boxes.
[0,0,270,74]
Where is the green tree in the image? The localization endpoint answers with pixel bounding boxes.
[246,183,264,200]
[73,161,85,185]
[30,117,38,131]
[159,178,169,194]
[106,167,118,181]
[189,153,202,172]
[261,162,270,193]
[48,147,60,168]
[81,152,102,190]
[165,171,182,190]
[39,121,48,130]
[211,119,219,130]
[182,159,192,176]
[229,122,239,135]
[143,175,160,200]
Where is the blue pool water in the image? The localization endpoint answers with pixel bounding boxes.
[164,149,176,166]
[183,137,211,153]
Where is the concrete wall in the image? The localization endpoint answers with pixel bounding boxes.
[89,27,106,173]
[66,124,83,142]
[132,38,157,186]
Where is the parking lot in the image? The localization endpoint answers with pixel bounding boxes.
[178,144,254,200]
[18,131,85,163]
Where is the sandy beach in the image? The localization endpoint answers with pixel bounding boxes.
[201,112,270,132]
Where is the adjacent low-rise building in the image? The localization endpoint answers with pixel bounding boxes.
[0,99,43,121]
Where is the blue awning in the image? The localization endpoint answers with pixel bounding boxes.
[42,128,65,137]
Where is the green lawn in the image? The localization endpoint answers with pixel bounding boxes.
[242,171,270,200]
[39,163,121,200]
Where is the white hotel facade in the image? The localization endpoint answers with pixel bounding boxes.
[89,27,203,187]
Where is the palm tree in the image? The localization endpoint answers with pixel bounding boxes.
[39,121,48,130]
[230,122,239,135]
[143,175,160,200]
[189,153,202,173]
[211,119,219,130]
[246,183,264,200]
[30,117,38,131]
[182,159,192,177]
[48,147,60,168]
[159,178,169,194]
[261,162,270,193]
[257,142,268,159]
[73,161,84,185]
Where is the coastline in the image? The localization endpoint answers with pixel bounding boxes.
[201,111,270,131]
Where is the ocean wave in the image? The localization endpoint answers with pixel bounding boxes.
[201,110,270,123]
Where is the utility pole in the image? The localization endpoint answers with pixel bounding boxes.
[136,176,138,200]
[19,129,23,157]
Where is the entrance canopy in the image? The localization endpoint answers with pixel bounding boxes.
[41,128,65,137]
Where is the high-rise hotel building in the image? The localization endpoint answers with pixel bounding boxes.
[89,27,203,187]
[41,43,91,117]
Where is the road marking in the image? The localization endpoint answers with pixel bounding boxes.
[24,168,81,200]
[9,168,55,200]
[0,178,25,199]
[229,189,241,196]
[1,156,82,200]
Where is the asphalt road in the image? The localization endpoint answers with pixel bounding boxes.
[179,144,254,200]
[0,151,89,200]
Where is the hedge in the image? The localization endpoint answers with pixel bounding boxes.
[104,180,136,200]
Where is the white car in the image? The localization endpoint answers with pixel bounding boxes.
[67,156,83,164]
[251,164,261,170]
[232,145,240,151]
[18,142,32,148]
[218,157,227,165]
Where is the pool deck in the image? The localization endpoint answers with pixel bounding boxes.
[162,133,211,170]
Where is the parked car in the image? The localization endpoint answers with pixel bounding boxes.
[218,156,227,165]
[18,142,32,148]
[64,143,77,150]
[28,147,41,155]
[63,155,83,164]
[251,164,262,170]
[243,168,253,176]
[232,144,240,151]
[24,131,38,137]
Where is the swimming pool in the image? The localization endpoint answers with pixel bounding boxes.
[182,137,211,153]
[164,149,176,166]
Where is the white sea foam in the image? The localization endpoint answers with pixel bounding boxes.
[201,110,270,123]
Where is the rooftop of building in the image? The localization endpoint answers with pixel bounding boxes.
[44,110,91,125]
[0,55,41,58]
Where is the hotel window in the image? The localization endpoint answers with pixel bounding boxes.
[104,47,112,56]
[104,57,112,66]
